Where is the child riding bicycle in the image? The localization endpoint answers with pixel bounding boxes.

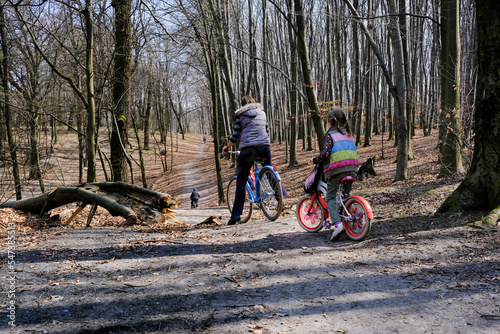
[312,109,359,240]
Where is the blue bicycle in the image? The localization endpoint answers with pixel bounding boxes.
[226,151,283,223]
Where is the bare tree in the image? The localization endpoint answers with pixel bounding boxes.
[110,0,133,182]
[438,0,465,177]
[0,4,21,199]
[438,0,500,226]
[10,0,98,183]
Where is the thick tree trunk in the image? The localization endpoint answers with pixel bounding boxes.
[111,0,132,182]
[0,5,21,200]
[287,0,298,167]
[211,64,225,204]
[84,0,97,183]
[438,0,500,224]
[388,0,408,181]
[438,0,465,177]
[293,0,325,148]
[399,0,414,160]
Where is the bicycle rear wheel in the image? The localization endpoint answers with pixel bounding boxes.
[296,194,324,232]
[226,177,252,224]
[257,168,283,221]
[343,197,371,240]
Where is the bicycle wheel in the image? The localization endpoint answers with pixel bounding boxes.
[257,168,283,221]
[226,177,253,224]
[343,197,371,240]
[296,194,324,232]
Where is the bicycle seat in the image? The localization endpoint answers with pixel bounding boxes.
[254,157,267,164]
[340,176,355,184]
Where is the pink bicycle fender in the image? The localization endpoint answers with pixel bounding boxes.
[347,196,374,219]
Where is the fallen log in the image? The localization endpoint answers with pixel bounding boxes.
[88,181,178,211]
[0,183,180,226]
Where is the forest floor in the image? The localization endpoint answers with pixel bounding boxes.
[0,131,499,334]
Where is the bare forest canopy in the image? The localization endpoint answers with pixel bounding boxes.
[2,0,499,225]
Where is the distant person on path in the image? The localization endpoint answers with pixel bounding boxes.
[190,188,201,209]
[312,108,359,240]
[203,136,206,144]
[222,95,272,225]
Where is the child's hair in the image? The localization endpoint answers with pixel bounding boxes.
[327,108,352,136]
[241,95,255,106]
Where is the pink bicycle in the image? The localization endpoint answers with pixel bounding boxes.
[296,175,373,240]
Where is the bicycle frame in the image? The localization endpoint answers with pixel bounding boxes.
[306,179,373,221]
[242,162,281,204]
[309,180,330,219]
[226,150,284,223]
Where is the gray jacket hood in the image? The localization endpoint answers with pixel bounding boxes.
[235,103,264,117]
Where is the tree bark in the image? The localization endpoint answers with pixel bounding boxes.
[84,0,97,183]
[438,0,465,177]
[111,0,132,182]
[388,0,408,181]
[438,0,500,226]
[293,0,325,148]
[287,0,298,167]
[0,182,179,225]
[0,5,22,200]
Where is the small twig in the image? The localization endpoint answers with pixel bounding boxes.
[64,204,87,225]
[479,314,500,320]
[123,279,158,288]
[86,202,98,227]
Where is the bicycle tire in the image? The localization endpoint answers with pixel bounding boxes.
[256,168,283,221]
[343,197,371,241]
[226,177,252,224]
[296,194,324,232]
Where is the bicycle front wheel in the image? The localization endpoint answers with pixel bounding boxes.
[257,168,283,221]
[226,177,253,224]
[343,197,371,240]
[296,194,324,232]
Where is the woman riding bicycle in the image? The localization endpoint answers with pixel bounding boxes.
[222,95,272,225]
[312,108,359,240]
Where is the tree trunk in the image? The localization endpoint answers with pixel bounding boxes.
[438,0,500,225]
[352,0,361,144]
[388,0,408,181]
[399,0,414,160]
[438,0,465,177]
[0,5,21,200]
[84,0,97,183]
[212,64,225,204]
[28,104,43,194]
[132,117,148,188]
[111,0,132,182]
[143,77,151,150]
[294,0,325,148]
[287,0,298,167]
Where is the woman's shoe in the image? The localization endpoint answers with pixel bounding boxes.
[227,216,241,225]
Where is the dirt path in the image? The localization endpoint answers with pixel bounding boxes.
[176,138,212,209]
[1,133,499,333]
[3,213,499,334]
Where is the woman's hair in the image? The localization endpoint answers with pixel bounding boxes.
[327,108,352,136]
[241,95,255,106]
